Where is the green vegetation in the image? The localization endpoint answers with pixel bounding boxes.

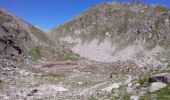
[139,67,170,100]
[88,95,98,100]
[160,69,170,73]
[0,81,3,90]
[138,68,163,85]
[155,14,166,29]
[139,92,152,100]
[64,54,79,61]
[148,64,170,74]
[156,85,170,100]
[122,93,131,100]
[45,72,66,78]
[59,53,79,61]
[138,77,149,86]
[167,64,170,68]
[140,83,170,100]
[28,46,42,61]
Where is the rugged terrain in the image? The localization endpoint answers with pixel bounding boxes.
[0,2,170,100]
[51,2,170,64]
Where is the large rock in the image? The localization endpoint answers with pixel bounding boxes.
[149,73,170,83]
[101,83,119,92]
[149,82,167,92]
[130,95,139,100]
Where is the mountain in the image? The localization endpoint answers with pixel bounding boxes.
[0,8,74,63]
[0,2,170,100]
[50,2,170,66]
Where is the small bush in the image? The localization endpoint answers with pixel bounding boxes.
[28,46,42,61]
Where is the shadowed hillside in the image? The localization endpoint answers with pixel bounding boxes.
[0,9,75,63]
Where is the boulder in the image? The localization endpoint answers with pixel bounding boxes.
[149,82,167,92]
[101,83,119,92]
[149,73,170,83]
[130,95,139,100]
[27,89,38,96]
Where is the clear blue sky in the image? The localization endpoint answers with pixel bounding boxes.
[0,0,170,30]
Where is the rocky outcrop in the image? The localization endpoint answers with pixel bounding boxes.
[149,73,170,83]
[0,9,30,59]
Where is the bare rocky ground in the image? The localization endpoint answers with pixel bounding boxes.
[0,58,151,100]
[1,57,169,100]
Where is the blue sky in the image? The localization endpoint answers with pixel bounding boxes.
[0,0,170,30]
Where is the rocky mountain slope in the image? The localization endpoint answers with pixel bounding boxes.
[0,8,75,63]
[0,8,79,100]
[0,2,170,100]
[50,2,170,67]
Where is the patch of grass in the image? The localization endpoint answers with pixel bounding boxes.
[167,64,170,68]
[110,96,118,100]
[65,54,79,61]
[140,84,170,100]
[156,86,170,100]
[122,93,131,100]
[160,70,170,73]
[140,92,152,100]
[28,46,42,61]
[153,64,170,73]
[149,68,156,75]
[138,77,149,86]
[138,68,159,85]
[88,95,98,100]
[144,38,157,50]
[59,53,79,61]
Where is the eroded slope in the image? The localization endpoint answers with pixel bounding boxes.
[51,2,170,67]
